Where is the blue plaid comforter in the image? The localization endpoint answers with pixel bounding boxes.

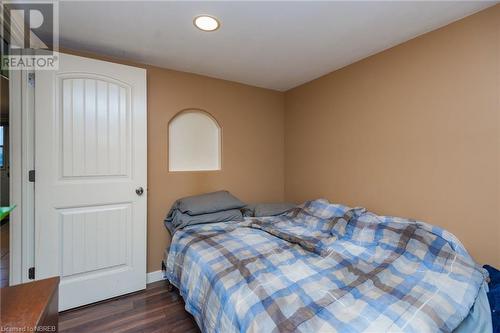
[166,199,487,332]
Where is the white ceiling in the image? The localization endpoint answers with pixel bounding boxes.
[54,1,497,91]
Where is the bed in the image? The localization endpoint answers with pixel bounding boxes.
[165,199,492,332]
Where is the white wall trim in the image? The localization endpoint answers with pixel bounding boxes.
[9,68,22,285]
[9,59,36,286]
[146,270,165,284]
[21,69,35,284]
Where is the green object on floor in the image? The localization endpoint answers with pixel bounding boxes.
[0,205,15,222]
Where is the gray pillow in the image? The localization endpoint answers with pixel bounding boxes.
[176,191,246,215]
[165,209,243,234]
[243,203,296,217]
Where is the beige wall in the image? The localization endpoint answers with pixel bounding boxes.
[285,5,500,267]
[147,67,285,272]
[63,49,285,273]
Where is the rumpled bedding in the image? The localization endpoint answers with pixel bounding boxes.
[166,199,488,332]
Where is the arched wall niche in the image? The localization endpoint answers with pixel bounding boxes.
[168,109,222,172]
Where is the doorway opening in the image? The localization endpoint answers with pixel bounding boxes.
[0,59,10,287]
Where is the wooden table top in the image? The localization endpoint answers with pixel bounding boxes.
[0,277,59,330]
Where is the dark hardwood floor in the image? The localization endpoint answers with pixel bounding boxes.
[59,280,200,333]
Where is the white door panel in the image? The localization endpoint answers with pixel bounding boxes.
[60,76,130,178]
[35,53,147,310]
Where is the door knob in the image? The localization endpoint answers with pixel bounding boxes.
[136,187,144,196]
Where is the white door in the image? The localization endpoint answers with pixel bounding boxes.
[34,53,147,310]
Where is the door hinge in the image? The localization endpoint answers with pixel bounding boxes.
[28,267,35,280]
[28,170,35,182]
[28,72,35,87]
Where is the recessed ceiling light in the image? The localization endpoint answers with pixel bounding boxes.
[193,15,220,32]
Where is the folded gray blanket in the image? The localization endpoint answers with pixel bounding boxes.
[164,208,243,234]
[164,191,246,234]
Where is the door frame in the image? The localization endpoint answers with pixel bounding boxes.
[9,66,36,285]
